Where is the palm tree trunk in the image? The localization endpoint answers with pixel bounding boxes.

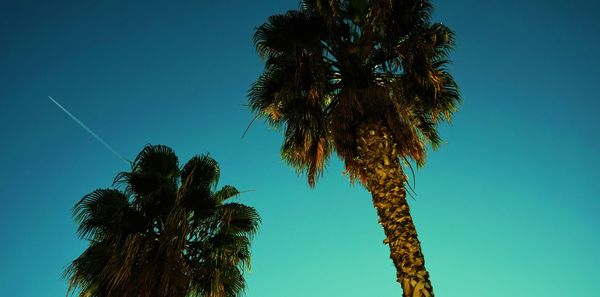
[355,122,434,297]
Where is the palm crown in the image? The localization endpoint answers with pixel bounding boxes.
[66,145,260,297]
[249,0,459,185]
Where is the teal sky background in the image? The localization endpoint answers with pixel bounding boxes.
[1,1,599,296]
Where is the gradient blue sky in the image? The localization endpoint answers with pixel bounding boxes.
[1,1,599,296]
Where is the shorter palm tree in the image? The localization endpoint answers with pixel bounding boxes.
[65,145,260,297]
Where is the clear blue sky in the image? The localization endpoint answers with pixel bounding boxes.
[1,1,598,296]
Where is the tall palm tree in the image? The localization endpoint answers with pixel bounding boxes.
[248,1,459,296]
[65,145,260,297]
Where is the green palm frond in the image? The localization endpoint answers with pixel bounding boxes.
[187,231,251,297]
[384,0,432,39]
[73,189,131,240]
[65,241,112,296]
[281,119,332,186]
[181,154,220,191]
[131,144,180,181]
[249,37,333,186]
[217,203,261,237]
[189,263,245,297]
[180,154,222,222]
[114,144,180,215]
[205,232,252,268]
[212,185,240,202]
[248,68,288,128]
[254,10,326,60]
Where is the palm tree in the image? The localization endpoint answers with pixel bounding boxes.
[248,1,459,296]
[65,145,260,297]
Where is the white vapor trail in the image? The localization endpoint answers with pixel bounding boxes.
[48,96,130,164]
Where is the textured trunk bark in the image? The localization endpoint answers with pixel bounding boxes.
[355,122,434,297]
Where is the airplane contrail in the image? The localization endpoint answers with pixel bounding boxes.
[48,96,130,164]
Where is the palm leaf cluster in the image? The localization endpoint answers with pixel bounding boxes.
[249,0,460,185]
[65,145,260,297]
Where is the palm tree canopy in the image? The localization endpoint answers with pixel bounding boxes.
[249,0,460,185]
[66,145,260,297]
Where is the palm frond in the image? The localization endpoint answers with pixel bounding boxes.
[73,189,130,240]
[281,122,332,186]
[217,203,261,237]
[248,67,288,128]
[254,10,326,60]
[181,154,220,191]
[374,0,433,48]
[212,185,240,203]
[131,144,180,181]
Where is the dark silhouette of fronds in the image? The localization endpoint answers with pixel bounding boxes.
[66,145,260,297]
